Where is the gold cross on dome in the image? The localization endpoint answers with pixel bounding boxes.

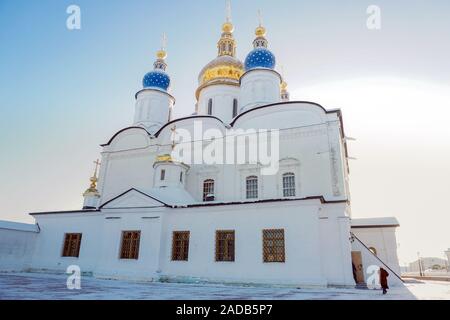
[226,0,232,22]
[93,159,100,170]
[258,9,263,27]
[89,159,101,189]
[161,33,167,51]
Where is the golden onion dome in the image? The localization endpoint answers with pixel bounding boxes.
[196,2,244,100]
[155,154,173,162]
[196,55,244,99]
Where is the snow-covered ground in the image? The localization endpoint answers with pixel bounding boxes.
[0,272,449,300]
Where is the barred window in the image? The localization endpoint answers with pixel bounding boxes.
[203,179,215,201]
[246,176,258,199]
[208,99,213,115]
[62,233,82,257]
[232,99,238,118]
[262,229,285,263]
[215,230,235,262]
[120,231,141,260]
[172,231,190,261]
[282,173,296,197]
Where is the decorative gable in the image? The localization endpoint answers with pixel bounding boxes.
[100,188,167,209]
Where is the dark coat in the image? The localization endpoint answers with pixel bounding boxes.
[379,268,389,289]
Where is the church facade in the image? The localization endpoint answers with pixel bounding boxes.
[0,8,402,287]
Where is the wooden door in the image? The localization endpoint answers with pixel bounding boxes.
[351,251,365,284]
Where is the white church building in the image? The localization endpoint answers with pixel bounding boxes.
[0,8,403,288]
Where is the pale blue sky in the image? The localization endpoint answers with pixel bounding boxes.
[1,0,449,263]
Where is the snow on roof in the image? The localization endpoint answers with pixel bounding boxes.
[351,217,400,228]
[0,220,39,232]
[147,187,198,206]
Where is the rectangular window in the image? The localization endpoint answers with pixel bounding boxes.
[172,231,190,261]
[246,176,258,199]
[120,231,141,260]
[203,179,215,202]
[208,99,213,115]
[232,99,238,118]
[179,172,183,183]
[282,173,296,197]
[215,230,235,262]
[160,169,165,181]
[62,233,82,257]
[262,229,285,263]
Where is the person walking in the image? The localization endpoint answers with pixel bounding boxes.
[379,267,389,294]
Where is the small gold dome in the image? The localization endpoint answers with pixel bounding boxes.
[255,26,266,37]
[222,22,234,33]
[156,50,167,60]
[156,154,173,162]
[280,81,288,90]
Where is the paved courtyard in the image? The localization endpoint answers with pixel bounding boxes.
[0,272,449,300]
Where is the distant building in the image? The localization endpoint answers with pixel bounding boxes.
[409,257,447,272]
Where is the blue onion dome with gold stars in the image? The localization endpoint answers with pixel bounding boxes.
[143,49,170,91]
[244,24,276,71]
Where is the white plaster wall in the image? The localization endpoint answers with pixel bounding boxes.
[158,201,352,287]
[99,128,156,204]
[134,89,174,134]
[240,70,281,112]
[30,209,165,280]
[350,237,403,287]
[93,208,164,280]
[98,103,348,206]
[25,199,352,286]
[197,84,240,123]
[351,227,401,276]
[0,228,37,271]
[318,206,355,286]
[30,213,104,273]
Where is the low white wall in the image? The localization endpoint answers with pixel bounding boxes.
[26,199,354,287]
[0,223,39,272]
[30,209,164,281]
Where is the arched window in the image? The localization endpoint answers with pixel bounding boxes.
[282,173,296,197]
[246,176,258,199]
[207,99,213,115]
[369,247,377,256]
[232,99,238,118]
[203,179,215,201]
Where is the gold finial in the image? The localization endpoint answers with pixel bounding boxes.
[89,159,100,189]
[83,159,101,196]
[280,65,287,90]
[255,9,266,37]
[222,0,234,33]
[154,126,178,163]
[156,33,167,59]
[155,154,172,162]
